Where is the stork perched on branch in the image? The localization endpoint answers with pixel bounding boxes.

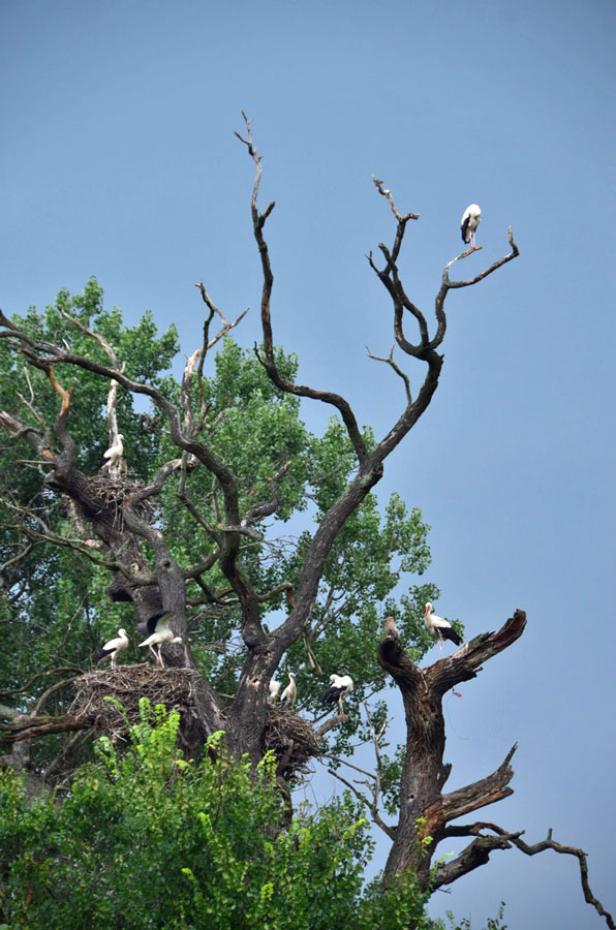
[460,203,481,247]
[323,673,354,714]
[138,610,182,668]
[96,628,129,670]
[424,602,463,651]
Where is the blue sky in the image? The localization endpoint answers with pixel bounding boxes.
[2,1,615,927]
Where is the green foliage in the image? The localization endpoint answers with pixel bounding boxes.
[0,703,432,930]
[434,902,508,930]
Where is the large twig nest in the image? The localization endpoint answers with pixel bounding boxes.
[264,705,321,777]
[70,665,211,750]
[70,666,323,774]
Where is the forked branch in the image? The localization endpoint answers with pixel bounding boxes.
[439,821,615,929]
[236,112,368,464]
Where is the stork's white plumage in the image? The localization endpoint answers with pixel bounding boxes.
[138,610,182,668]
[97,628,129,669]
[323,673,354,713]
[423,602,463,650]
[268,679,281,703]
[102,433,124,471]
[280,672,297,708]
[460,204,481,247]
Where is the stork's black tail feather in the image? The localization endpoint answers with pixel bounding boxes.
[323,686,344,704]
[442,626,463,646]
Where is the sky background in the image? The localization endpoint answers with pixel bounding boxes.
[1,1,615,927]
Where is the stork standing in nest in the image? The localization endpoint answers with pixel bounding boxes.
[280,672,297,708]
[138,611,183,668]
[96,628,129,670]
[101,433,124,474]
[268,679,281,703]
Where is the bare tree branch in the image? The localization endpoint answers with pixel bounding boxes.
[1,712,89,743]
[432,830,522,888]
[439,821,615,929]
[431,227,520,349]
[242,460,291,527]
[427,743,517,826]
[236,112,368,465]
[367,345,412,403]
[426,609,527,697]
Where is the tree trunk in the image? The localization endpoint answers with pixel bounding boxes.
[379,611,526,890]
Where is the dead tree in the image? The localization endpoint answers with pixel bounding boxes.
[1,118,609,925]
[376,614,614,928]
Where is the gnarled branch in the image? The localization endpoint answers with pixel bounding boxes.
[439,821,615,929]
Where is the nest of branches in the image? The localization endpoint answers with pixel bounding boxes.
[85,475,147,507]
[68,667,323,773]
[69,664,209,750]
[264,705,322,777]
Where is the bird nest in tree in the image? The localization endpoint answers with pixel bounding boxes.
[69,666,323,773]
[70,665,210,750]
[85,475,152,513]
[264,706,322,777]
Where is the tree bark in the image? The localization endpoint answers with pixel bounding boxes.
[379,610,526,889]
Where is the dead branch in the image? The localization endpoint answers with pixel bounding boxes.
[242,460,291,527]
[45,366,71,417]
[33,677,80,715]
[432,830,523,888]
[1,713,88,743]
[236,112,367,465]
[426,609,527,697]
[0,498,149,580]
[371,176,420,225]
[426,744,517,828]
[0,666,85,699]
[0,410,54,461]
[431,227,519,349]
[367,345,412,403]
[56,306,119,366]
[439,821,614,929]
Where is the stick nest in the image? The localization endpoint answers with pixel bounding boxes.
[69,666,323,774]
[264,705,322,776]
[70,665,208,748]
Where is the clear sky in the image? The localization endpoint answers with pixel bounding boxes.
[1,1,615,927]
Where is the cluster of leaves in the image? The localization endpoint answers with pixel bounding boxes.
[440,904,508,930]
[0,700,434,930]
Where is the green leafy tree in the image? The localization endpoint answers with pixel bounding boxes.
[0,703,433,930]
[1,122,611,929]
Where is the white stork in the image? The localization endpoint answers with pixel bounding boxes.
[138,610,182,668]
[424,602,463,651]
[460,204,481,247]
[323,673,354,714]
[96,628,129,670]
[280,672,297,709]
[102,433,124,471]
[268,679,281,704]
